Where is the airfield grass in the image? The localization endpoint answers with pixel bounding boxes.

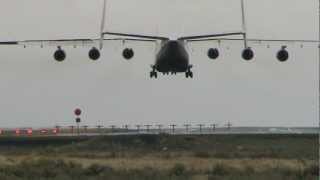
[0,134,317,180]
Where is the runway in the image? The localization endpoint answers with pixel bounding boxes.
[0,127,318,137]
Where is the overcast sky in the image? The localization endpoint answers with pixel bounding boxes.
[0,0,318,128]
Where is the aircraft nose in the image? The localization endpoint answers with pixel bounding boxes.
[168,41,179,47]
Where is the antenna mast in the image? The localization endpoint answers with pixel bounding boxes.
[318,0,320,175]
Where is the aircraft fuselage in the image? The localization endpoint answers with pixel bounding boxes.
[154,40,190,73]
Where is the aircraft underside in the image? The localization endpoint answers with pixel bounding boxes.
[0,0,315,80]
[150,41,193,79]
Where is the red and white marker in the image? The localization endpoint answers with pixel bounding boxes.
[74,108,82,116]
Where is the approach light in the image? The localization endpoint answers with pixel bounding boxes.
[88,47,100,60]
[27,129,33,135]
[122,48,134,60]
[15,129,20,135]
[277,46,289,62]
[54,46,66,62]
[207,48,219,59]
[242,47,254,61]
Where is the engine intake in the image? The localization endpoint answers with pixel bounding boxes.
[242,47,254,61]
[122,48,134,60]
[89,47,100,60]
[277,46,289,62]
[207,48,219,59]
[54,47,66,62]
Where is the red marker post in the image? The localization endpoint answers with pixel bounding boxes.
[74,108,82,116]
[74,108,82,136]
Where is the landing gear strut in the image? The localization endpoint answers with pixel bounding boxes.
[185,71,193,78]
[185,65,193,78]
[150,65,157,79]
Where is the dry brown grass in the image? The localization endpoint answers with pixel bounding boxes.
[2,154,315,174]
[0,134,317,180]
[66,157,316,172]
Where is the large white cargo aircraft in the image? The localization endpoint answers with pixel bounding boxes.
[0,0,318,78]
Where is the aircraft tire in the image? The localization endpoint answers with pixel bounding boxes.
[189,72,193,78]
[150,71,157,79]
[185,71,193,78]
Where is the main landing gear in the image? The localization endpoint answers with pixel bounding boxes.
[150,65,157,78]
[185,71,193,78]
[185,65,193,78]
[149,65,193,79]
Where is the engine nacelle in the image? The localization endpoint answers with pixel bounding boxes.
[54,47,66,62]
[122,48,134,60]
[207,48,219,59]
[88,47,100,60]
[277,46,289,62]
[242,47,254,61]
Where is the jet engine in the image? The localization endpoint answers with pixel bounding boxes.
[207,48,219,59]
[54,47,66,62]
[122,48,134,60]
[277,46,289,62]
[242,47,254,60]
[88,47,100,60]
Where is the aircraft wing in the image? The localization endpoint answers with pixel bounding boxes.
[179,31,319,50]
[0,38,157,48]
[185,38,319,45]
[186,38,319,61]
[103,31,169,41]
[178,32,245,41]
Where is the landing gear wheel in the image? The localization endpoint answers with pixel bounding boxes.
[150,65,157,79]
[185,71,193,78]
[150,71,157,79]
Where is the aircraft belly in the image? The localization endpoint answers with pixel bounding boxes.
[156,43,189,73]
